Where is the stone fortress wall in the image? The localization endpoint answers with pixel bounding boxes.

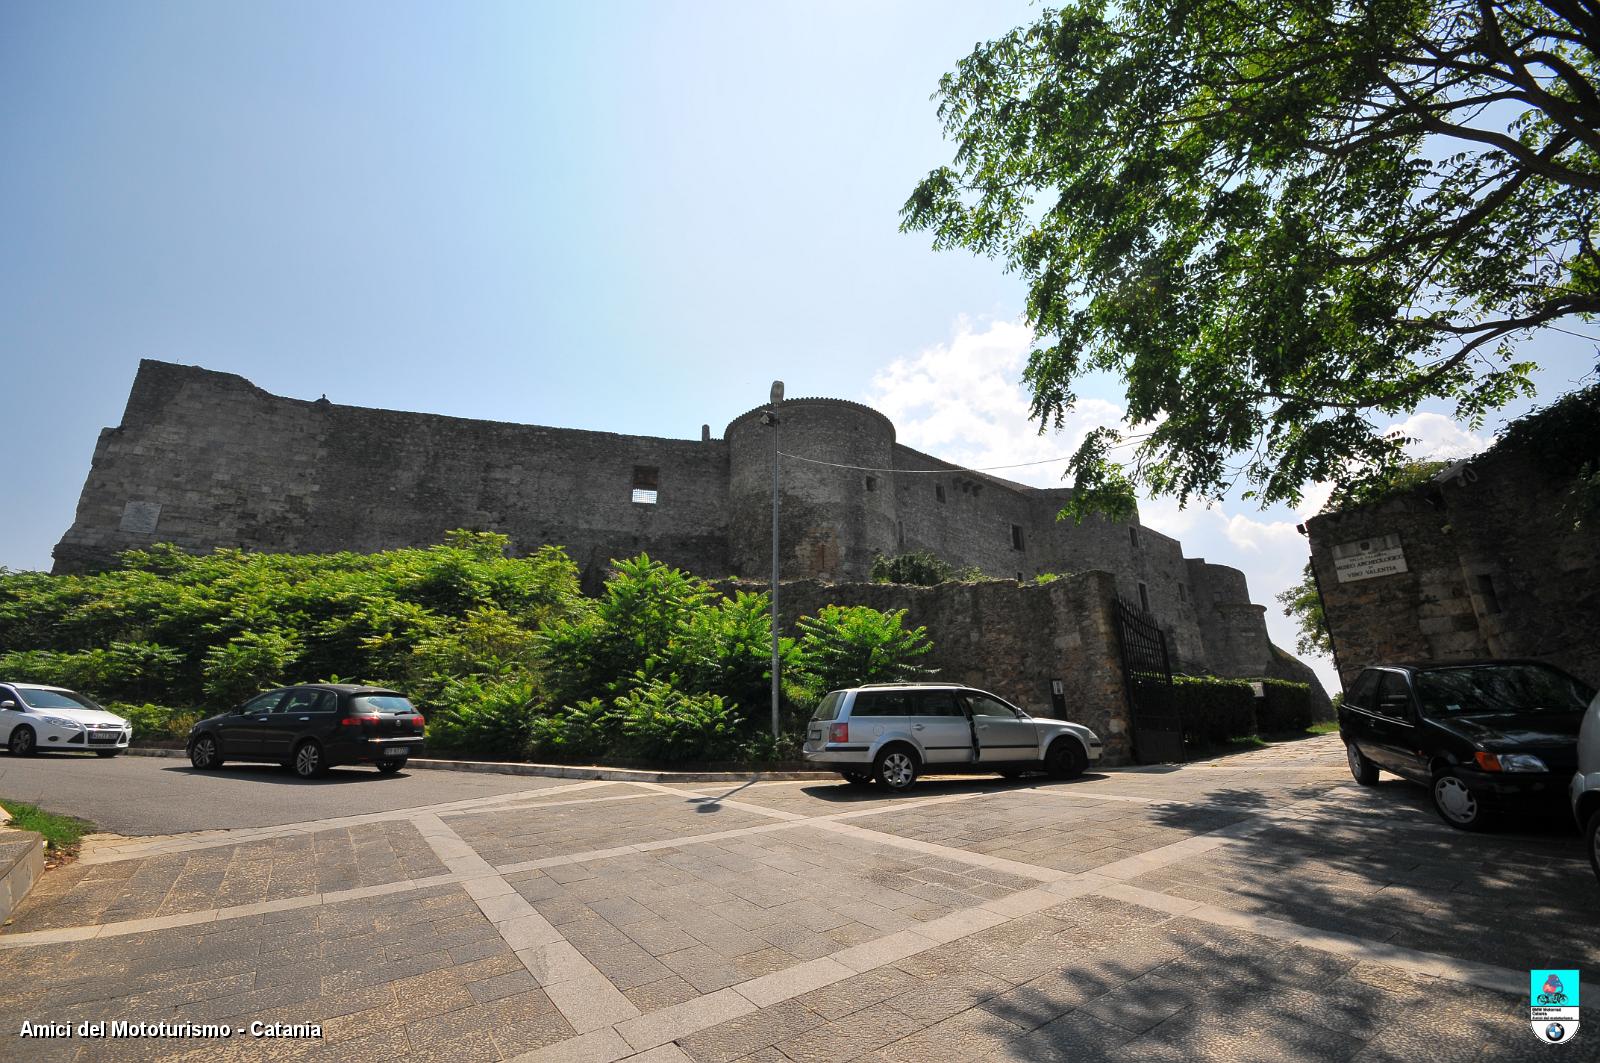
[56,361,1322,692]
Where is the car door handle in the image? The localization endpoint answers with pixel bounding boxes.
[913,724,925,730]
[977,724,989,730]
[298,717,310,721]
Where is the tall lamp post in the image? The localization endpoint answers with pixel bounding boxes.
[761,381,784,740]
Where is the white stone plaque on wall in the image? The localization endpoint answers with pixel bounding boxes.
[1332,533,1407,583]
[119,500,162,536]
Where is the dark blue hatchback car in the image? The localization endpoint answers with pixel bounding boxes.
[187,683,426,779]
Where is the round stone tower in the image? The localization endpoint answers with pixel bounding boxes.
[726,397,899,582]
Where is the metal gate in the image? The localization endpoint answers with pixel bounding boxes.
[1113,597,1184,764]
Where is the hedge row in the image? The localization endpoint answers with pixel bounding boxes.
[1254,678,1315,734]
[1169,676,1315,746]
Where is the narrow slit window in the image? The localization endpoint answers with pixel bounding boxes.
[631,465,659,504]
[1138,582,1150,611]
[1011,524,1024,551]
[1129,526,1140,548]
[1475,573,1501,614]
[865,475,877,492]
[936,484,946,503]
[1177,582,1187,603]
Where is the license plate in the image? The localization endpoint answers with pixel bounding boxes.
[88,733,119,744]
[384,746,408,757]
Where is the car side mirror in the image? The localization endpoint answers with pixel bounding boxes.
[0,700,15,710]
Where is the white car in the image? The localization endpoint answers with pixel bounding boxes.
[0,683,133,757]
[1571,689,1600,884]
[803,683,1103,791]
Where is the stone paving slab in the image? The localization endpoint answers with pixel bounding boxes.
[1126,787,1599,976]
[449,794,782,868]
[680,895,1558,1063]
[504,824,1036,1008]
[840,790,1254,874]
[0,884,576,1062]
[6,820,445,933]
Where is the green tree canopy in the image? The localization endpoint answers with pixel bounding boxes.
[904,0,1598,517]
[1276,563,1332,659]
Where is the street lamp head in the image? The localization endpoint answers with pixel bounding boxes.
[760,411,779,426]
[770,380,784,404]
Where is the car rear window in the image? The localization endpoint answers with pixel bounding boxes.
[353,695,419,715]
[811,691,844,722]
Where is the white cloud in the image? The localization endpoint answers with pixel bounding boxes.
[1386,411,1491,460]
[864,316,1122,487]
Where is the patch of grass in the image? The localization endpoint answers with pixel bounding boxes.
[1,799,94,851]
[1308,720,1340,735]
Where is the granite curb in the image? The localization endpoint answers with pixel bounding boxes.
[121,745,837,783]
[0,829,46,925]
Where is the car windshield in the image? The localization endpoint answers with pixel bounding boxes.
[1413,665,1593,718]
[353,695,417,715]
[14,687,103,711]
[811,691,844,722]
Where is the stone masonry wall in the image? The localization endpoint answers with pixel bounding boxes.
[54,361,732,585]
[1307,450,1600,689]
[745,572,1135,764]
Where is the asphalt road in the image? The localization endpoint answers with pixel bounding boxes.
[0,749,550,836]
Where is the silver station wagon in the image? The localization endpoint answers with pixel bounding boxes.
[803,683,1103,792]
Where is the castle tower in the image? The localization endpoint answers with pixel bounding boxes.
[725,398,899,582]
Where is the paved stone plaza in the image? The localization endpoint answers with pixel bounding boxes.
[2,735,1595,1061]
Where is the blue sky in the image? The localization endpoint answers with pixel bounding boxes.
[2,1,1595,696]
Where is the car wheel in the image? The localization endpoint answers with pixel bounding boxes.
[1586,809,1600,886]
[1345,741,1380,786]
[189,734,223,770]
[839,770,873,787]
[1432,771,1486,830]
[1045,738,1087,780]
[95,750,122,758]
[8,726,36,756]
[375,758,407,775]
[873,746,919,793]
[292,740,328,779]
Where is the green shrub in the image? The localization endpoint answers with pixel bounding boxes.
[427,674,541,752]
[1171,676,1256,745]
[112,702,202,743]
[0,642,181,704]
[617,679,740,761]
[869,551,981,586]
[673,591,795,729]
[0,533,583,709]
[555,697,623,759]
[537,554,713,705]
[202,630,302,706]
[1254,679,1314,734]
[792,605,933,697]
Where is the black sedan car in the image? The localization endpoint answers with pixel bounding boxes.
[1340,660,1592,830]
[187,684,426,779]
